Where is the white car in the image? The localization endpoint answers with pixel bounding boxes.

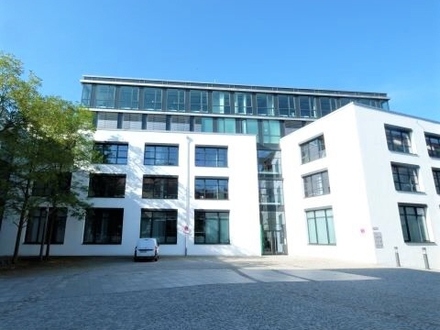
[134,238,159,261]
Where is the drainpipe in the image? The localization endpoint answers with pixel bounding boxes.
[185,136,192,257]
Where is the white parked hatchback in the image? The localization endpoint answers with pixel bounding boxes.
[134,238,159,261]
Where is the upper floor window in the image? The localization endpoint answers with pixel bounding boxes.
[278,95,296,117]
[432,168,440,194]
[234,93,253,115]
[399,204,430,243]
[262,120,281,144]
[143,88,162,110]
[257,149,281,175]
[142,176,178,199]
[425,133,440,158]
[212,91,231,114]
[392,164,420,192]
[166,89,185,111]
[319,97,337,117]
[306,208,336,245]
[140,209,177,244]
[94,142,128,164]
[195,177,228,200]
[95,85,116,108]
[299,96,316,118]
[385,125,412,153]
[81,84,92,106]
[195,146,227,167]
[216,118,236,133]
[88,174,126,198]
[190,90,208,112]
[194,210,230,244]
[256,94,274,116]
[144,144,178,166]
[32,172,72,197]
[259,179,283,205]
[303,171,330,197]
[119,86,139,109]
[300,135,326,164]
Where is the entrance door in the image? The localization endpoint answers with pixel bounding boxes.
[262,230,285,255]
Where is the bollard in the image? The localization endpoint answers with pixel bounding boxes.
[394,246,401,267]
[422,248,430,270]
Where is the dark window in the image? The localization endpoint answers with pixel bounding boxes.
[194,210,229,244]
[190,90,208,112]
[392,164,420,192]
[140,209,177,244]
[425,133,440,158]
[88,174,126,198]
[306,209,336,245]
[167,89,185,111]
[399,205,430,243]
[300,135,326,164]
[144,144,178,166]
[278,95,296,117]
[32,172,72,197]
[119,86,139,109]
[83,208,123,244]
[385,126,412,153]
[257,149,281,175]
[142,176,178,199]
[94,142,128,164]
[256,94,274,116]
[319,97,337,117]
[432,168,440,194]
[143,88,162,110]
[299,96,316,118]
[95,85,116,108]
[25,208,67,244]
[195,178,228,200]
[195,146,227,167]
[303,171,330,197]
[234,93,253,114]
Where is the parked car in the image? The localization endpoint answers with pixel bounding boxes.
[134,238,159,261]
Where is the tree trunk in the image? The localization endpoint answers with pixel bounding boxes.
[12,209,27,264]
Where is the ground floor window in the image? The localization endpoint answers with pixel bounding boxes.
[399,204,430,243]
[83,208,123,244]
[140,209,177,244]
[25,207,67,244]
[194,210,229,244]
[306,208,336,245]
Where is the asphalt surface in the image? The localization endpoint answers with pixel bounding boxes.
[0,256,439,330]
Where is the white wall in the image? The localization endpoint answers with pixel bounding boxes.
[0,130,261,257]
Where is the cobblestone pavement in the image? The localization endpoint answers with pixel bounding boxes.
[0,256,439,330]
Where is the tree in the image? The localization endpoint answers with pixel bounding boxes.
[0,53,95,263]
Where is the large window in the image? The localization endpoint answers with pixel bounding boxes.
[278,95,296,117]
[392,164,420,192]
[259,179,283,205]
[303,171,330,197]
[88,174,126,198]
[144,144,178,166]
[195,178,228,200]
[32,172,72,197]
[81,84,92,106]
[94,142,128,164]
[306,209,336,245]
[300,135,326,164]
[193,117,214,132]
[385,125,412,153]
[432,168,440,194]
[262,120,281,144]
[212,91,231,114]
[166,89,185,111]
[256,94,274,116]
[319,97,337,117]
[119,86,139,109]
[25,208,67,244]
[425,133,440,158]
[143,88,162,110]
[95,85,116,108]
[83,208,123,244]
[195,146,227,167]
[142,176,178,199]
[190,90,208,112]
[194,210,229,244]
[234,93,253,114]
[399,205,430,243]
[140,209,177,244]
[216,118,236,133]
[299,96,316,118]
[257,149,281,175]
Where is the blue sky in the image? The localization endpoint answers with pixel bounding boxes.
[1,0,439,121]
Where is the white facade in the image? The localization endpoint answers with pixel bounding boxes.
[281,103,440,270]
[0,130,262,257]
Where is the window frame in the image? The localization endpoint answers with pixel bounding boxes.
[300,135,326,164]
[385,125,413,154]
[391,163,420,192]
[194,210,230,244]
[195,177,229,200]
[425,133,440,158]
[93,142,128,165]
[144,144,179,166]
[88,174,126,198]
[83,208,124,244]
[195,146,228,167]
[399,204,430,243]
[142,175,178,199]
[24,208,67,245]
[306,208,336,245]
[303,171,330,197]
[140,209,177,244]
[432,168,440,194]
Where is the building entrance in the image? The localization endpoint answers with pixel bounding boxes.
[262,230,286,255]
